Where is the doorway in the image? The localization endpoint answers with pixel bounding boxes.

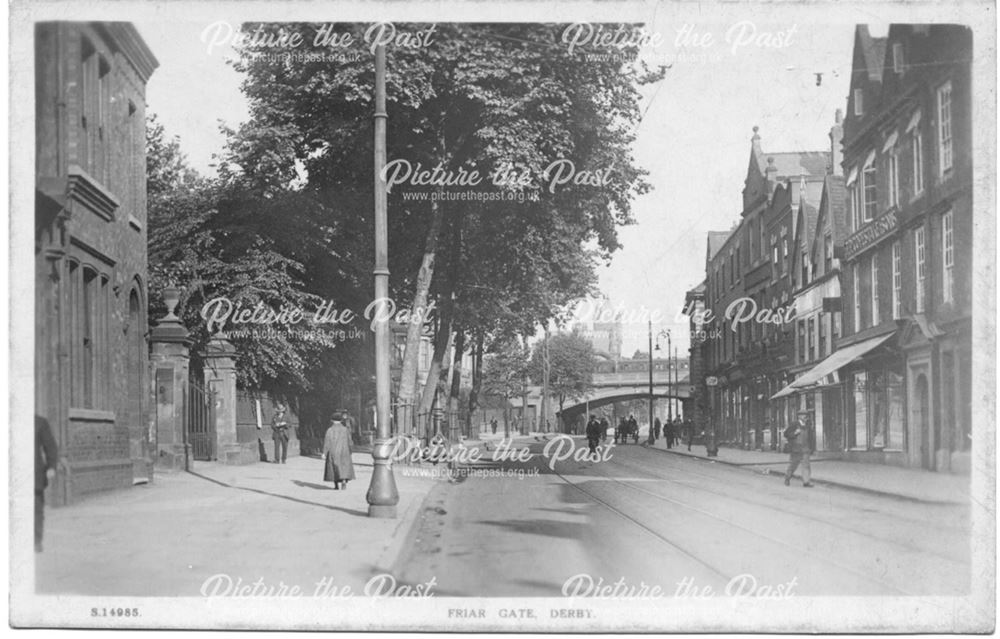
[127,289,148,480]
[915,374,933,470]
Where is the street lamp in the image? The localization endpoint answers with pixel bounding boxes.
[654,328,672,423]
[367,44,399,519]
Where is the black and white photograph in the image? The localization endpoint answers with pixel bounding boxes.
[8,0,996,632]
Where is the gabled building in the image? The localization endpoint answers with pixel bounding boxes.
[35,23,158,503]
[838,24,973,471]
[703,126,829,449]
[773,25,973,471]
[775,112,851,452]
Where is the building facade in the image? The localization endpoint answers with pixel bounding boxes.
[35,22,158,503]
[781,168,850,452]
[703,127,829,449]
[684,281,709,435]
[838,24,972,471]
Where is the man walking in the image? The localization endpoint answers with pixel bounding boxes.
[784,411,815,487]
[271,405,290,464]
[35,415,58,553]
[586,415,603,457]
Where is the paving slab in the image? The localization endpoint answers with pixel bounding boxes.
[644,438,970,504]
[34,452,438,597]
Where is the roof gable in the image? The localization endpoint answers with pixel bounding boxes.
[845,25,888,142]
[811,175,848,265]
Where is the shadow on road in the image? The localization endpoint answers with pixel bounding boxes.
[475,517,586,540]
[187,470,369,517]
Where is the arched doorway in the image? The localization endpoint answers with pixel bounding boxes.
[915,374,932,470]
[126,289,148,480]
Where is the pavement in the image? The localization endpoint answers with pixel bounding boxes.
[34,451,439,596]
[643,436,970,504]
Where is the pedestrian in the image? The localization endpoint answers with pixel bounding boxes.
[600,417,609,442]
[784,411,815,487]
[35,415,58,553]
[323,412,356,490]
[271,405,290,464]
[653,417,662,442]
[585,415,603,457]
[685,418,694,451]
[341,410,356,442]
[491,418,498,435]
[664,419,674,449]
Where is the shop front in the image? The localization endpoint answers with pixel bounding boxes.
[899,316,972,472]
[771,332,898,460]
[841,353,907,465]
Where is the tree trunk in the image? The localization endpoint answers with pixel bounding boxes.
[521,374,529,435]
[395,196,445,435]
[448,331,465,440]
[558,395,566,433]
[467,333,484,416]
[418,301,453,426]
[503,400,510,439]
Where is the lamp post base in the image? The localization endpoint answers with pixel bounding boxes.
[367,504,398,518]
[366,451,399,519]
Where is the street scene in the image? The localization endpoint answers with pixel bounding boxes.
[13,2,994,633]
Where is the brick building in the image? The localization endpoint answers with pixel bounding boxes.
[775,121,851,452]
[683,281,708,434]
[35,22,158,502]
[703,127,829,449]
[837,25,973,471]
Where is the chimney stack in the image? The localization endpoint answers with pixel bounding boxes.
[765,156,778,200]
[829,109,844,176]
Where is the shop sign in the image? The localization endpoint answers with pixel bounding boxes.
[845,211,898,259]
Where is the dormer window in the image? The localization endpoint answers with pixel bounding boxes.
[862,151,877,222]
[892,43,906,74]
[854,89,864,116]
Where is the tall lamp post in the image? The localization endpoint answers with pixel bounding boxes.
[654,329,672,422]
[647,320,654,440]
[367,44,399,518]
[651,326,671,436]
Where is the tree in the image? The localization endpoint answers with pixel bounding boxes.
[146,115,353,404]
[482,340,530,438]
[528,332,597,432]
[228,23,664,428]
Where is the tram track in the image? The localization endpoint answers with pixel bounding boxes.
[551,457,918,596]
[608,453,972,566]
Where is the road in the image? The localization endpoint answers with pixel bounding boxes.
[394,435,971,597]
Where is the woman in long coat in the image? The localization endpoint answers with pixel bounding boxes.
[322,413,356,489]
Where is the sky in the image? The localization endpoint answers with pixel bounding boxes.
[136,19,872,358]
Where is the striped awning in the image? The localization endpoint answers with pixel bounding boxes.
[770,332,895,399]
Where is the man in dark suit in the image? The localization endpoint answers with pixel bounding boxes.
[784,411,815,487]
[35,415,58,552]
[271,406,290,464]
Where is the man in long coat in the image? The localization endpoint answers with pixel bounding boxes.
[35,415,58,552]
[323,413,356,489]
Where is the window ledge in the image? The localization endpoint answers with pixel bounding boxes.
[67,165,120,221]
[68,408,115,423]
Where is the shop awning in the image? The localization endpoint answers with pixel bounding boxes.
[770,332,895,399]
